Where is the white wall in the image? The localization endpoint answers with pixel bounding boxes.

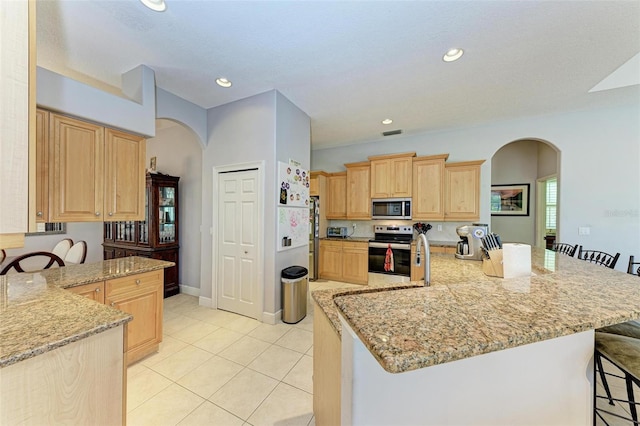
[491,140,540,245]
[201,90,310,317]
[146,120,203,290]
[312,104,640,272]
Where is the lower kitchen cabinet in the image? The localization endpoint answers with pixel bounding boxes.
[319,239,368,285]
[105,270,163,365]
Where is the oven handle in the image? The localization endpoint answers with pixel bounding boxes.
[368,242,411,250]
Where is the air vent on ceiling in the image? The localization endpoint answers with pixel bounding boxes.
[382,129,403,137]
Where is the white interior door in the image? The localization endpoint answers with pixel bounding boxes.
[217,169,261,319]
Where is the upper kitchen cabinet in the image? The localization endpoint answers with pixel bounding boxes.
[369,152,415,199]
[310,171,329,197]
[326,172,347,219]
[444,160,485,221]
[345,161,371,220]
[0,0,34,248]
[48,112,145,222]
[412,154,449,220]
[35,109,50,223]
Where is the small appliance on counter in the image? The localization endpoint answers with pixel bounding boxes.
[455,223,489,261]
[327,226,348,238]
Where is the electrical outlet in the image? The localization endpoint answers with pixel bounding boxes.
[437,224,442,232]
[352,223,357,230]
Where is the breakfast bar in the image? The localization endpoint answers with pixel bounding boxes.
[313,248,640,425]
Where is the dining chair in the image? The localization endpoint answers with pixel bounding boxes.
[64,241,87,265]
[576,246,620,269]
[550,242,578,257]
[628,255,640,276]
[0,252,65,275]
[52,238,74,260]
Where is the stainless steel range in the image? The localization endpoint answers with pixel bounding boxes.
[368,225,412,285]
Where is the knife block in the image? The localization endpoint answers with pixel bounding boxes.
[482,249,504,278]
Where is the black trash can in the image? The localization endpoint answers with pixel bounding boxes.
[281,266,308,324]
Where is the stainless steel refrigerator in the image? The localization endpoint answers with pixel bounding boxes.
[309,196,319,281]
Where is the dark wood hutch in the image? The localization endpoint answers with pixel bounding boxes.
[103,172,180,297]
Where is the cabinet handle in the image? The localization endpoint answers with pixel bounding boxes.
[108,212,113,216]
[95,288,101,292]
[95,212,101,216]
[37,211,43,217]
[136,279,141,285]
[110,301,115,307]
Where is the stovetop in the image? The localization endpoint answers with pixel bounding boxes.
[370,225,413,244]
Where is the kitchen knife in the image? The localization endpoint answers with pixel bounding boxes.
[494,234,502,249]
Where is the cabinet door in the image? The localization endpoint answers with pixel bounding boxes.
[310,176,319,196]
[67,282,105,304]
[35,109,49,223]
[152,249,179,298]
[370,160,391,198]
[346,164,370,220]
[445,161,483,221]
[49,114,104,222]
[391,157,412,197]
[106,271,163,365]
[319,240,343,280]
[412,158,445,220]
[341,242,368,285]
[326,173,347,219]
[104,129,145,221]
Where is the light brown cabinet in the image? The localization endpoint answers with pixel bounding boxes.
[369,152,415,198]
[310,171,328,197]
[47,112,146,223]
[346,161,371,220]
[444,160,484,221]
[67,281,106,304]
[105,270,163,365]
[412,154,448,220]
[326,172,347,219]
[319,239,368,285]
[35,109,50,223]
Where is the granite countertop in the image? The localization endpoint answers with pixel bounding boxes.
[314,249,640,374]
[0,257,174,368]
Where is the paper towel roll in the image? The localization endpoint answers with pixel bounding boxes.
[502,243,531,279]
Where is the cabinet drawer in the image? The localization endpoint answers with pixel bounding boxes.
[342,241,367,251]
[106,270,162,298]
[320,240,343,249]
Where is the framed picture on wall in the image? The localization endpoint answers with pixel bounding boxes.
[491,184,530,216]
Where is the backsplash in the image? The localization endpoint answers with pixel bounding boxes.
[326,219,478,242]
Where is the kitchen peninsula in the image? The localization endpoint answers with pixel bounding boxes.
[313,248,640,425]
[0,257,173,425]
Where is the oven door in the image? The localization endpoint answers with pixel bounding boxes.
[368,242,411,277]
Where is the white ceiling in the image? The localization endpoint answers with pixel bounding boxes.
[37,0,640,149]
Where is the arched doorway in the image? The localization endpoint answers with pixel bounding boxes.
[491,139,560,247]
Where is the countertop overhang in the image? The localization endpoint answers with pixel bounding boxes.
[313,248,640,374]
[0,257,174,368]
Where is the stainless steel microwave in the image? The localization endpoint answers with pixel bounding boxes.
[371,198,411,220]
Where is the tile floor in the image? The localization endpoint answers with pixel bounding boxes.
[126,279,360,426]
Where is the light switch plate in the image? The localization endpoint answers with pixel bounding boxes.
[578,226,590,235]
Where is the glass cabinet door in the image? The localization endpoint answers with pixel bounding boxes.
[139,186,150,245]
[158,185,176,244]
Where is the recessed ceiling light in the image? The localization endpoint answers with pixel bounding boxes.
[140,0,166,12]
[443,48,464,62]
[215,78,232,88]
[382,118,393,125]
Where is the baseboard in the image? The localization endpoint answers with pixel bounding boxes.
[199,296,213,308]
[262,310,281,325]
[179,284,200,297]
